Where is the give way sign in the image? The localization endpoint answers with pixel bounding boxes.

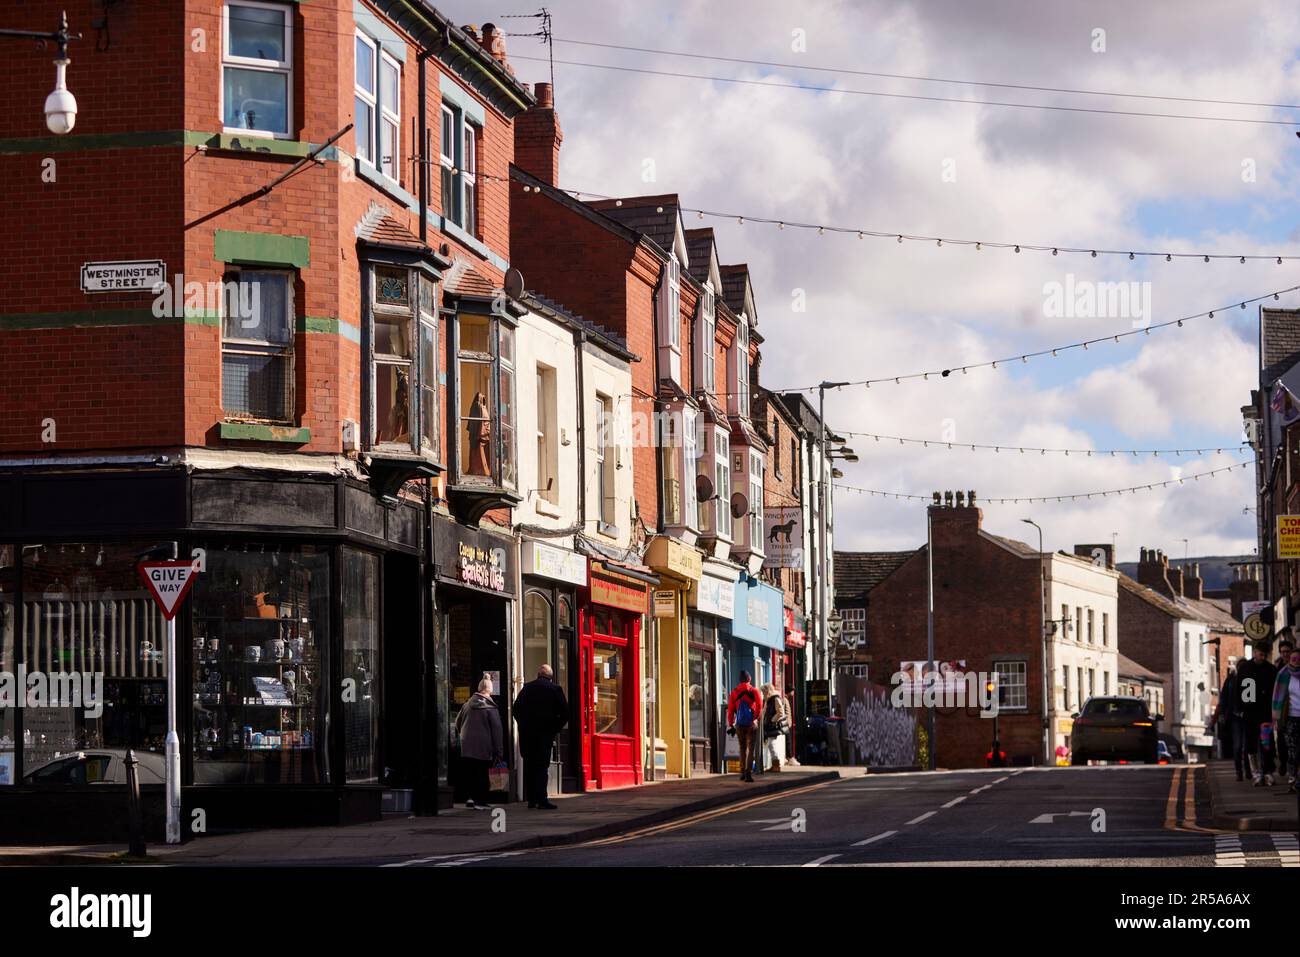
[138,561,201,620]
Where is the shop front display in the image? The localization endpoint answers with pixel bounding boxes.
[579,561,650,789]
[520,539,585,793]
[433,519,516,806]
[720,579,784,772]
[643,537,701,779]
[783,607,807,760]
[687,561,738,773]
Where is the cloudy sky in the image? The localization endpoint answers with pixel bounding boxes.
[442,0,1300,559]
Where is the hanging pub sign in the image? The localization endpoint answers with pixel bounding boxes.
[434,524,516,597]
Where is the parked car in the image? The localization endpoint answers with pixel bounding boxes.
[23,749,166,786]
[1070,697,1161,765]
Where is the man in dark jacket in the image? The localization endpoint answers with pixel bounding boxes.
[1236,642,1278,785]
[513,664,568,809]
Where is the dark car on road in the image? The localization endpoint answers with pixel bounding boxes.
[1070,696,1161,765]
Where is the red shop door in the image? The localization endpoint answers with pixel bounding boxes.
[580,639,594,789]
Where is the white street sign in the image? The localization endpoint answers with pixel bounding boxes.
[81,260,166,293]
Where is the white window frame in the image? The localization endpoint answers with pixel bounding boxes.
[535,364,557,505]
[439,104,456,222]
[596,394,616,530]
[993,660,1028,711]
[354,32,378,166]
[461,119,478,237]
[840,607,865,645]
[715,429,731,540]
[222,0,293,139]
[699,285,716,393]
[730,316,750,419]
[379,52,400,180]
[221,269,295,422]
[661,256,681,349]
[748,450,764,552]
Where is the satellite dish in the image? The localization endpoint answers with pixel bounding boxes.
[730,492,749,520]
[503,267,525,301]
[696,474,714,502]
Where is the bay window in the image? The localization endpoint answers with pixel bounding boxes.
[749,450,764,552]
[367,263,438,458]
[697,285,716,393]
[661,416,682,527]
[658,255,682,383]
[455,313,517,489]
[223,1,292,136]
[696,424,732,541]
[222,270,294,422]
[659,405,697,532]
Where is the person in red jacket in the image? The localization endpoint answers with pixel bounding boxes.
[727,672,764,782]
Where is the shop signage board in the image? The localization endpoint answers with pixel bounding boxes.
[137,560,200,620]
[646,536,702,581]
[1242,599,1271,641]
[784,607,806,648]
[692,573,735,618]
[435,525,515,597]
[589,562,649,614]
[523,540,588,586]
[762,507,804,569]
[653,589,676,617]
[1278,515,1300,559]
[81,259,166,293]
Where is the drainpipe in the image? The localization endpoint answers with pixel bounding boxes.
[417,50,429,243]
[650,256,666,534]
[574,328,588,531]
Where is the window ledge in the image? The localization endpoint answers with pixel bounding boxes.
[596,522,620,539]
[355,160,419,211]
[534,498,563,519]
[219,421,311,444]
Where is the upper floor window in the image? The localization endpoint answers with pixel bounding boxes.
[729,318,750,419]
[697,285,716,393]
[791,437,800,497]
[222,270,294,422]
[993,660,1028,711]
[748,450,764,550]
[223,2,292,136]
[596,394,616,529]
[535,364,558,505]
[456,313,516,489]
[354,35,401,180]
[368,265,437,457]
[772,418,782,478]
[660,406,697,531]
[440,106,479,236]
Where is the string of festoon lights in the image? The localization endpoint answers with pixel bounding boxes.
[834,460,1252,505]
[829,430,1248,458]
[512,176,1300,264]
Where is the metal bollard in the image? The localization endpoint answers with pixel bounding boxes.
[124,748,146,858]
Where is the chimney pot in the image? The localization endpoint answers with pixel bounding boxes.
[480,22,509,64]
[534,81,554,109]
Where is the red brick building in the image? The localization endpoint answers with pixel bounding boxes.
[854,503,1049,768]
[0,0,534,836]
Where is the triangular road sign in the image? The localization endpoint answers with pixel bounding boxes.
[138,561,200,620]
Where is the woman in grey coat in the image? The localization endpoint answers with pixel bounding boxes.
[455,678,504,809]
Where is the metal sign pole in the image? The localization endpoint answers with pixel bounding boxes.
[165,543,181,844]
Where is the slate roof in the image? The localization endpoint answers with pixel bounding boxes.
[981,531,1040,558]
[719,264,752,319]
[834,550,916,601]
[684,227,715,284]
[1117,574,1243,631]
[585,195,680,255]
[522,291,637,362]
[1118,653,1163,682]
[1261,307,1300,386]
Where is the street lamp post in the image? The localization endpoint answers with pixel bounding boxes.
[1022,518,1051,766]
[816,382,848,708]
[0,11,81,134]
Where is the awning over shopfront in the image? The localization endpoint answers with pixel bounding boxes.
[730,580,784,651]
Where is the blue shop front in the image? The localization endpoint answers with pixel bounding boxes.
[719,579,784,771]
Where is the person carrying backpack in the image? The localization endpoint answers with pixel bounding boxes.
[727,672,764,782]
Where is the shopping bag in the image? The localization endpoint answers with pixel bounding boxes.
[488,761,509,792]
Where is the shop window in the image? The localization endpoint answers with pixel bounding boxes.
[368,264,438,457]
[343,549,380,784]
[523,590,552,683]
[456,313,517,489]
[440,106,479,236]
[17,543,169,782]
[191,544,330,785]
[596,394,616,529]
[593,643,624,735]
[223,1,292,136]
[222,270,294,422]
[0,547,12,785]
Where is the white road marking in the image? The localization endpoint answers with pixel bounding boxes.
[1273,834,1300,867]
[905,811,937,825]
[993,776,1009,784]
[970,785,992,794]
[803,854,841,867]
[1029,810,1092,824]
[852,830,898,847]
[1214,836,1245,868]
[384,853,474,867]
[942,796,968,808]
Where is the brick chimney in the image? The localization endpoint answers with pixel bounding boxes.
[1229,564,1261,621]
[1073,543,1114,569]
[1137,547,1183,598]
[478,23,515,75]
[514,81,562,188]
[1184,562,1204,600]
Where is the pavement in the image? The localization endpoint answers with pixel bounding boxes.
[1204,758,1300,831]
[0,766,846,867]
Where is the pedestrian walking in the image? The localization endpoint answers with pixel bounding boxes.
[1212,664,1248,781]
[512,663,568,809]
[1236,642,1278,786]
[1271,647,1300,792]
[760,682,791,772]
[455,678,503,809]
[727,671,763,782]
[1274,639,1295,780]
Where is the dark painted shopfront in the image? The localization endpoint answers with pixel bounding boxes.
[0,465,424,842]
[432,519,516,808]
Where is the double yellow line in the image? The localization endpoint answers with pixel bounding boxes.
[1163,765,1216,833]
